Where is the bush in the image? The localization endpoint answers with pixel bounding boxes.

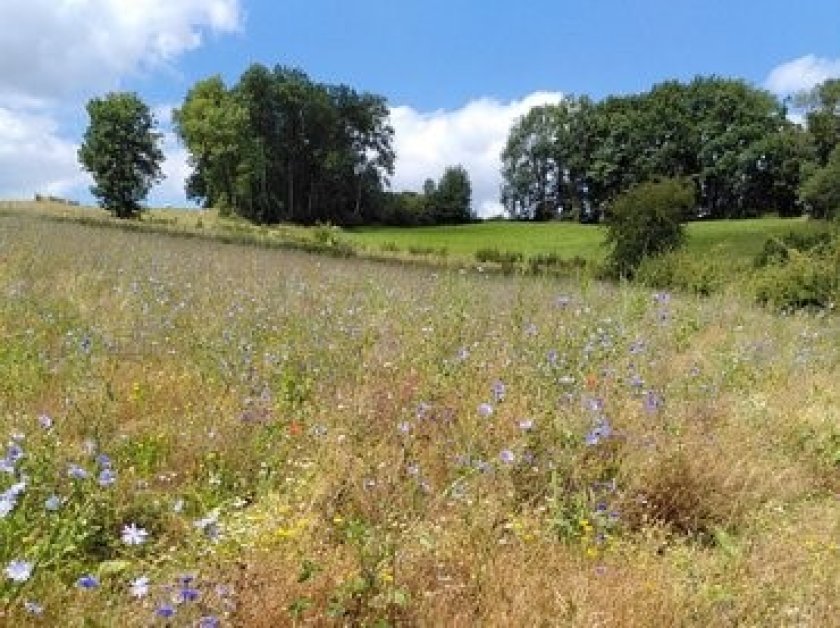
[754,230,834,267]
[753,248,839,311]
[605,178,694,278]
[636,248,733,296]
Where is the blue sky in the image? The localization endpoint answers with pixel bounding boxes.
[1,0,839,216]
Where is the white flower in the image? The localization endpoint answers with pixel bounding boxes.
[6,559,33,583]
[129,575,150,598]
[121,523,149,546]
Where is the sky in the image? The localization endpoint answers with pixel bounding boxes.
[1,0,839,217]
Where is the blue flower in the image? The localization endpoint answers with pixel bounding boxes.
[155,603,176,619]
[198,616,220,628]
[98,468,117,487]
[77,574,99,589]
[67,464,89,480]
[179,586,200,603]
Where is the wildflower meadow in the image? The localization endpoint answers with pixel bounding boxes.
[1,212,839,626]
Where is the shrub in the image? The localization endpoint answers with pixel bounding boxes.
[753,248,839,311]
[605,178,694,278]
[636,248,734,296]
[754,230,834,267]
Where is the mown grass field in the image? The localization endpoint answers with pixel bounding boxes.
[1,200,828,267]
[2,210,840,625]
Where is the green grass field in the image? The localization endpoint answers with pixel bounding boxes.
[345,217,829,262]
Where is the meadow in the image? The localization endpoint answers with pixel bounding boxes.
[2,210,840,626]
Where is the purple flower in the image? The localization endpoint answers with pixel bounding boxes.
[37,414,53,430]
[67,464,89,480]
[644,391,663,414]
[180,586,200,603]
[491,380,506,403]
[76,574,99,589]
[198,617,220,628]
[547,349,559,367]
[155,603,176,619]
[98,468,117,487]
[477,403,494,418]
[499,449,515,464]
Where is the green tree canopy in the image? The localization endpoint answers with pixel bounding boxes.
[78,92,164,218]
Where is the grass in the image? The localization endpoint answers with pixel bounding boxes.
[2,210,840,625]
[2,200,829,269]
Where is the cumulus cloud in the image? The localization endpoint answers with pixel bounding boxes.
[389,92,563,218]
[0,0,241,103]
[764,54,840,96]
[0,0,242,202]
[0,106,88,199]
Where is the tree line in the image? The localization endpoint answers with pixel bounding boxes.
[501,76,840,221]
[78,63,473,225]
[77,69,840,224]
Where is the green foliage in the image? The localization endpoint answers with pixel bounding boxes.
[753,246,840,311]
[426,165,474,224]
[175,64,394,226]
[605,178,693,278]
[754,229,835,267]
[501,77,804,221]
[77,93,164,218]
[800,147,840,219]
[635,248,733,296]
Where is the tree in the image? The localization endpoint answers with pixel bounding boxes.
[429,166,473,224]
[605,178,694,278]
[78,92,164,218]
[801,146,840,219]
[173,76,247,214]
[796,78,840,165]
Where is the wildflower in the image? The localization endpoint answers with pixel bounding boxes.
[477,403,494,418]
[67,464,89,480]
[121,523,149,546]
[643,390,663,414]
[179,585,200,603]
[415,401,431,420]
[492,380,506,403]
[397,421,411,435]
[5,480,26,498]
[24,600,44,615]
[0,494,16,518]
[518,418,534,431]
[198,616,220,628]
[129,576,150,598]
[45,495,62,511]
[77,574,99,589]
[547,349,559,366]
[155,603,176,619]
[5,560,33,583]
[38,414,53,430]
[499,449,516,464]
[98,468,117,487]
[95,453,112,467]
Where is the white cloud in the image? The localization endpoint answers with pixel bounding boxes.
[0,0,242,103]
[0,0,242,203]
[764,54,840,96]
[389,92,563,218]
[0,106,88,199]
